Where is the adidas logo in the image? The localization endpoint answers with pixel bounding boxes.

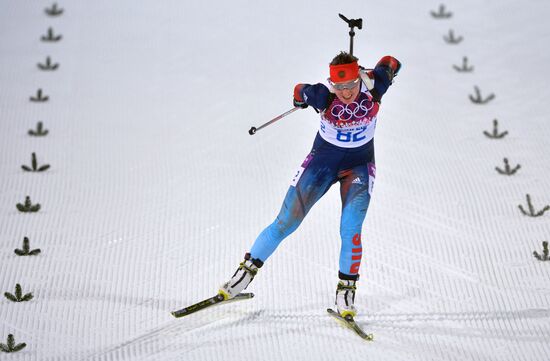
[352,177,362,184]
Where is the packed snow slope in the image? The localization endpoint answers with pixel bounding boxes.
[1,0,550,360]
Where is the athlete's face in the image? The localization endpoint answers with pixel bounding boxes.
[332,78,361,105]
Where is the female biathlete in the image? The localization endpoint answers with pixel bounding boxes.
[219,51,401,318]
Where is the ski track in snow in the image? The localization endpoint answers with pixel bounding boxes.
[1,0,550,360]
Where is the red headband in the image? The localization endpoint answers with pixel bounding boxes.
[329,61,359,82]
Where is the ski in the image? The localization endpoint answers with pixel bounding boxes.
[327,308,374,341]
[171,292,254,318]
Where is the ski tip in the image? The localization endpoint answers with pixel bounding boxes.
[171,310,187,318]
[237,292,255,299]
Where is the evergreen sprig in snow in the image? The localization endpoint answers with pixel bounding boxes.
[0,334,26,353]
[533,241,549,261]
[21,153,50,172]
[28,122,49,137]
[14,237,41,256]
[16,196,41,213]
[4,284,34,303]
[518,194,549,218]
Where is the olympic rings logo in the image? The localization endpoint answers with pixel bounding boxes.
[330,99,374,121]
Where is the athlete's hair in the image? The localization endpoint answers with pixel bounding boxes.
[330,52,359,65]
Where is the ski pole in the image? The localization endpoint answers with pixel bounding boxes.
[248,107,300,135]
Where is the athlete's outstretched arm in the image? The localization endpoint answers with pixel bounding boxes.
[294,83,331,110]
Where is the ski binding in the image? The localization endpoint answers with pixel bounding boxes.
[327,308,374,341]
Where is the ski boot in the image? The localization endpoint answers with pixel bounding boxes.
[335,279,357,318]
[219,253,263,300]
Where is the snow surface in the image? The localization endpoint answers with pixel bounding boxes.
[1,1,550,360]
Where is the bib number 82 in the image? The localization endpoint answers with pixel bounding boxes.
[336,128,367,143]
